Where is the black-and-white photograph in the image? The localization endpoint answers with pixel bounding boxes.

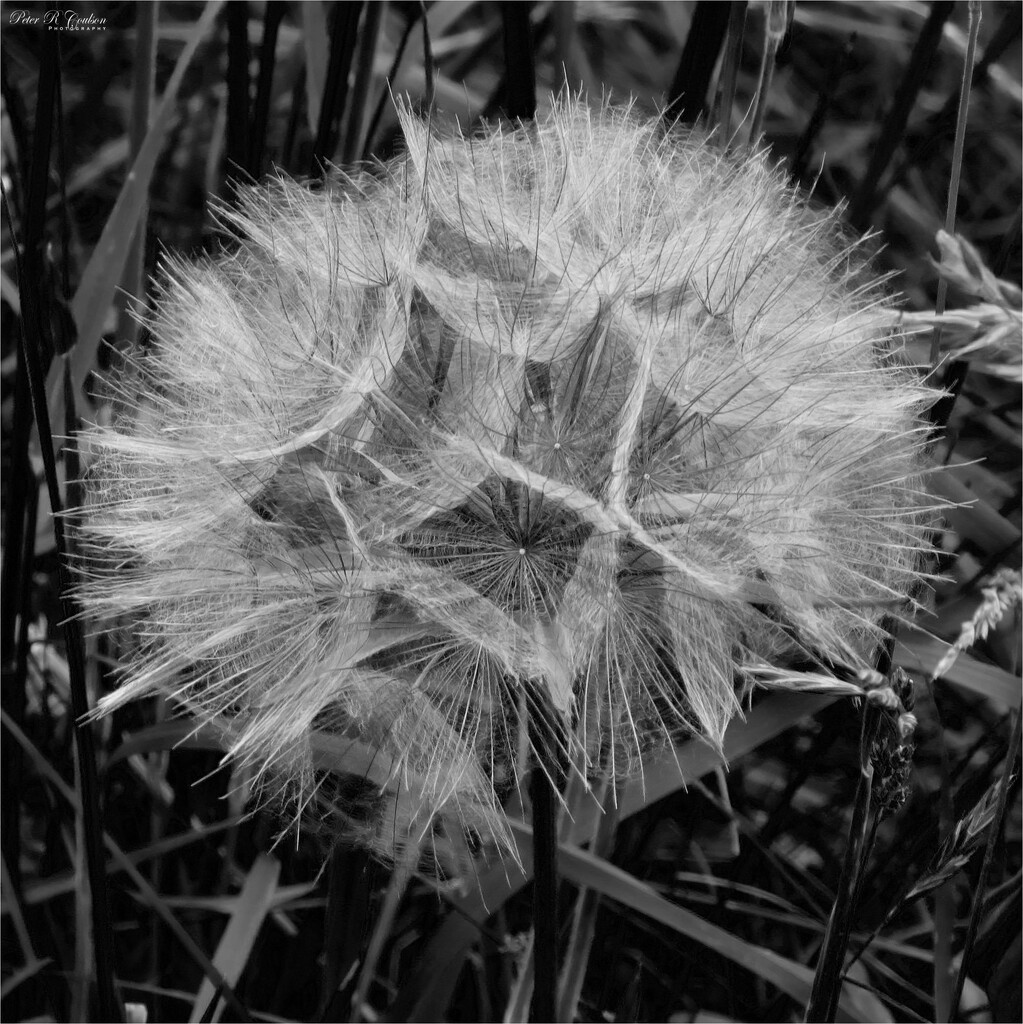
[1,3,1020,1021]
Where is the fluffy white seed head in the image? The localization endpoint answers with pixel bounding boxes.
[77,96,933,871]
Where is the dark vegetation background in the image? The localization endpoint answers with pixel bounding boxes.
[1,2,1020,1022]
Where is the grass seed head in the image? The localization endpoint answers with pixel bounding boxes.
[77,96,934,872]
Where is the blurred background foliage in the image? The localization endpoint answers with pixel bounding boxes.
[1,2,1020,1022]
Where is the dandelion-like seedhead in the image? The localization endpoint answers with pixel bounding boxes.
[78,97,933,871]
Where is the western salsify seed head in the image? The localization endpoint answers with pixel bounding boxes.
[76,96,934,872]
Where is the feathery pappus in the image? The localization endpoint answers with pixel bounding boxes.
[76,96,933,872]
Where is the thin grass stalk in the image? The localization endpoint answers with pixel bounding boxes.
[529,692,560,1024]
[282,65,306,173]
[790,32,857,185]
[349,840,418,1023]
[951,705,1022,1020]
[930,693,958,1024]
[226,2,251,181]
[71,742,95,1023]
[804,704,881,1023]
[115,1,157,351]
[890,5,1019,198]
[848,1,956,231]
[1,853,39,972]
[556,776,619,1022]
[301,1,329,137]
[665,0,732,126]
[341,0,384,166]
[316,847,373,1021]
[504,931,535,1023]
[362,4,422,160]
[249,1,286,177]
[8,31,122,1019]
[4,481,49,1024]
[1,395,35,900]
[0,61,36,905]
[747,2,790,152]
[1,709,253,1023]
[501,1,536,121]
[930,1,983,428]
[146,693,171,1013]
[551,1,600,97]
[52,0,225,439]
[420,0,435,114]
[715,1,747,148]
[311,1,366,174]
[250,0,290,174]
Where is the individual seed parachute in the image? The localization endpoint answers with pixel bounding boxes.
[77,97,932,871]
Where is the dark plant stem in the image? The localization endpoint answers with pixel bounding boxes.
[951,706,1022,1021]
[316,847,373,1022]
[250,1,286,175]
[0,321,32,904]
[530,692,561,1023]
[283,66,306,174]
[312,1,366,175]
[342,0,384,165]
[421,0,436,115]
[501,1,536,121]
[804,703,881,1023]
[226,1,251,182]
[665,1,732,126]
[363,4,423,160]
[791,33,857,185]
[557,777,619,1022]
[848,0,955,231]
[7,27,121,1017]
[116,1,156,350]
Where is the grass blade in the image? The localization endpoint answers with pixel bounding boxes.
[341,0,384,166]
[714,0,748,146]
[114,1,157,351]
[301,1,330,137]
[665,1,732,126]
[190,854,281,1024]
[249,2,286,176]
[1,709,253,1023]
[848,1,956,231]
[950,706,1021,1020]
[930,0,984,427]
[48,0,224,437]
[804,702,881,1024]
[311,1,366,174]
[10,29,122,1018]
[510,824,885,1023]
[896,635,1021,707]
[556,778,618,1023]
[385,694,839,1022]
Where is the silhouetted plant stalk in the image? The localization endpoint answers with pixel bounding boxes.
[77,96,934,912]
